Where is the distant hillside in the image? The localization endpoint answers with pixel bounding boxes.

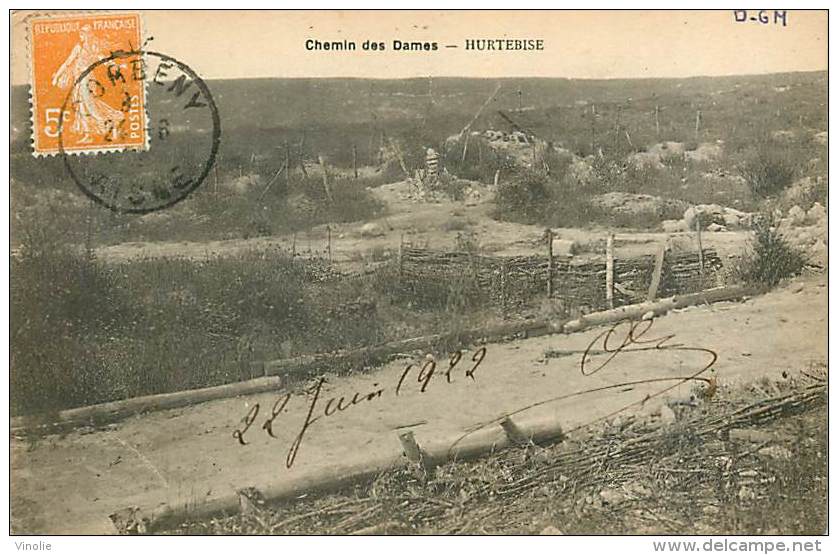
[11,71,827,183]
[12,72,825,135]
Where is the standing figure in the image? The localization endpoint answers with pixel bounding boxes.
[51,25,125,138]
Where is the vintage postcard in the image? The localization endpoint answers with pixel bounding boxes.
[7,8,829,545]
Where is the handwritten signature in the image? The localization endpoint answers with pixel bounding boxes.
[233,347,488,468]
[581,317,716,375]
[446,318,717,455]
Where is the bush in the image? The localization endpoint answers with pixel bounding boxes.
[494,169,550,220]
[739,149,797,198]
[426,173,471,201]
[11,235,131,415]
[739,216,807,287]
[10,244,391,414]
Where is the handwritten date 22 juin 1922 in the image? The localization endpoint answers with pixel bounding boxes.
[232,347,488,468]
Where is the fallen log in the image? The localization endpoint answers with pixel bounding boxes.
[10,376,283,436]
[562,285,751,334]
[261,317,560,377]
[126,412,567,534]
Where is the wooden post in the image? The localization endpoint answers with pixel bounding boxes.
[647,240,668,302]
[352,144,358,179]
[460,134,470,164]
[378,131,385,165]
[624,129,634,149]
[298,135,309,178]
[257,163,285,203]
[397,233,404,278]
[284,140,291,183]
[238,487,266,516]
[493,169,500,187]
[605,233,614,309]
[327,225,332,267]
[397,430,425,468]
[695,110,702,139]
[696,214,704,275]
[213,163,219,197]
[655,104,660,138]
[500,262,508,318]
[318,155,333,203]
[546,228,554,298]
[590,104,597,155]
[500,417,532,447]
[612,105,622,151]
[388,138,410,178]
[291,233,297,257]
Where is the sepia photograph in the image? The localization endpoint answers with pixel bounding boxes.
[6,7,830,543]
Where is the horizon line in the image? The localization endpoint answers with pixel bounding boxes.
[9,68,827,88]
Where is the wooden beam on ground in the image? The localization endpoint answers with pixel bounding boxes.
[647,240,668,301]
[562,285,751,334]
[11,376,283,436]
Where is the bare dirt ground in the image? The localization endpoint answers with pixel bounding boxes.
[94,181,753,266]
[10,273,826,534]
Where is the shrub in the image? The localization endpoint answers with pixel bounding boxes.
[11,231,131,415]
[425,172,471,201]
[739,149,797,198]
[738,215,807,287]
[494,169,550,220]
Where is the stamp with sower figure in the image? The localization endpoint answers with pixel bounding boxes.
[28,12,146,155]
[27,11,221,213]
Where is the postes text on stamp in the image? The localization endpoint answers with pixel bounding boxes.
[28,12,146,155]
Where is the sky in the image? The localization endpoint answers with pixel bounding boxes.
[11,10,828,84]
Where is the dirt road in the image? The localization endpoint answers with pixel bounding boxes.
[10,274,826,534]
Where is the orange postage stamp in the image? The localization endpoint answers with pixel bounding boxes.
[28,12,146,155]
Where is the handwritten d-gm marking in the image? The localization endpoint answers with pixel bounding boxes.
[733,10,788,26]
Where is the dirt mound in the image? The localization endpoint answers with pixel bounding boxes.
[685,142,723,162]
[228,174,263,194]
[627,142,683,169]
[779,177,827,212]
[664,204,754,234]
[627,141,722,168]
[590,192,687,217]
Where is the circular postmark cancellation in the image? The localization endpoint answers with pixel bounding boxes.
[58,50,221,213]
